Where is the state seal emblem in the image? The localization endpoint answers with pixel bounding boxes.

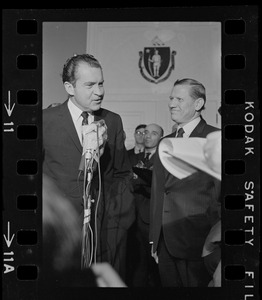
[139,37,176,84]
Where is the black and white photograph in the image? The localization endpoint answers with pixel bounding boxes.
[2,7,259,300]
[42,20,222,288]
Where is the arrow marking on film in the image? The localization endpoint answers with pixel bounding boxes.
[3,221,15,248]
[4,90,15,117]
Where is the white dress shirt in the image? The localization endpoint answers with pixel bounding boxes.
[67,99,94,145]
[177,116,201,138]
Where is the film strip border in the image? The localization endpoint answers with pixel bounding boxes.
[222,11,260,299]
[2,8,259,300]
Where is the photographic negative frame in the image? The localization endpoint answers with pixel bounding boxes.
[2,7,259,299]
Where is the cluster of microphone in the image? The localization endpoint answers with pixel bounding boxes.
[79,119,108,171]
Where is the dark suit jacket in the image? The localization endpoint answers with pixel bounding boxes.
[132,153,155,224]
[43,100,134,231]
[149,118,221,260]
[127,148,144,167]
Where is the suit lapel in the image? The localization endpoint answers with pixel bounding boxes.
[189,118,207,137]
[170,131,177,138]
[58,100,82,153]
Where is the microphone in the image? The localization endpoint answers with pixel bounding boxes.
[79,120,107,171]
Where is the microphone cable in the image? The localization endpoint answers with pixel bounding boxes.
[81,154,94,269]
[93,123,103,264]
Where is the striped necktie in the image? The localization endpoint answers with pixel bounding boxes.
[81,111,89,125]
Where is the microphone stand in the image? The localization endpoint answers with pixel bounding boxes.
[80,121,107,269]
[81,150,95,269]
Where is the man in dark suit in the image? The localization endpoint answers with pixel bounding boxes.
[127,124,146,167]
[128,123,163,286]
[149,78,221,287]
[43,54,134,281]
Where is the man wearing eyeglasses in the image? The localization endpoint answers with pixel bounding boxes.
[127,123,164,286]
[127,124,147,167]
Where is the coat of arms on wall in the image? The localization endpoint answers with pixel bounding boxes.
[139,36,176,84]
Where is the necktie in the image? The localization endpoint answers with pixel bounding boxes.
[144,152,150,161]
[81,111,89,125]
[81,112,89,145]
[176,127,184,138]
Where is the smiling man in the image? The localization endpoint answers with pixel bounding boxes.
[43,54,134,283]
[149,78,221,287]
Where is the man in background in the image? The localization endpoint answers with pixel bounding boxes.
[127,124,146,167]
[43,54,134,282]
[127,123,163,286]
[150,78,221,287]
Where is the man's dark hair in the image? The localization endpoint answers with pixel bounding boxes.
[135,124,147,131]
[62,54,102,87]
[174,78,206,111]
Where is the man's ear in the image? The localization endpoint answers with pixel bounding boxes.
[64,81,74,96]
[195,98,205,111]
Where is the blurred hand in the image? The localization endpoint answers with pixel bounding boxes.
[203,131,221,174]
[91,262,127,287]
[43,174,81,271]
[133,173,138,179]
[151,244,159,264]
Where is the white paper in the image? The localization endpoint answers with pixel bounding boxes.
[159,137,221,181]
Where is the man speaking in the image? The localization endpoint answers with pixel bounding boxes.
[43,54,134,282]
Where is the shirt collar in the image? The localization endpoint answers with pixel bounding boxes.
[68,98,83,122]
[145,148,156,156]
[68,98,94,123]
[179,116,201,138]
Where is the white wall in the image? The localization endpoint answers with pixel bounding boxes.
[86,22,221,149]
[43,22,87,108]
